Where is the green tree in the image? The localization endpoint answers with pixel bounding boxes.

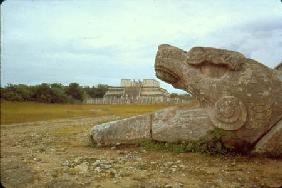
[65,83,84,101]
[1,84,32,101]
[1,82,108,103]
[50,83,69,103]
[32,83,53,103]
[83,84,108,98]
[94,84,108,98]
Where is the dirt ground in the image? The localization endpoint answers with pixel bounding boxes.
[1,116,282,188]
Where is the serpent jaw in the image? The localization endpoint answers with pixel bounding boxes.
[155,65,180,85]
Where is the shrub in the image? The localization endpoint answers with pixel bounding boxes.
[140,128,236,155]
[1,82,108,104]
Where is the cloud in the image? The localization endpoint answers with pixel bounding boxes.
[1,0,282,93]
[189,18,282,68]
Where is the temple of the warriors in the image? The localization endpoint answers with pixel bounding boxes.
[86,79,189,104]
[104,79,169,101]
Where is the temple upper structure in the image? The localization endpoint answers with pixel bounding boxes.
[104,79,169,102]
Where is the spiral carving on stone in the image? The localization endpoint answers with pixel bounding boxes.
[208,96,247,130]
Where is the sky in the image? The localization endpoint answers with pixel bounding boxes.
[1,0,282,93]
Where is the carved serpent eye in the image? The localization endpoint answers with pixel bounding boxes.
[207,96,247,130]
[199,61,228,78]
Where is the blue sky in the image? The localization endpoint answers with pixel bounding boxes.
[1,0,282,93]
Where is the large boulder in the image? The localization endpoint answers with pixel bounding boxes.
[90,114,152,146]
[152,107,213,142]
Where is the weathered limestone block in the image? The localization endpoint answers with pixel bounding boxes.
[253,120,282,156]
[152,108,213,142]
[90,107,214,146]
[90,114,152,146]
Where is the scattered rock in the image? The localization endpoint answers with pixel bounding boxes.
[74,162,89,174]
[62,160,70,167]
[111,146,117,150]
[73,157,83,165]
[95,167,102,173]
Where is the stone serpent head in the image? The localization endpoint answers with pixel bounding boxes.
[155,44,282,147]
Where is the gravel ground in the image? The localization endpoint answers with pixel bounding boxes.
[1,116,282,188]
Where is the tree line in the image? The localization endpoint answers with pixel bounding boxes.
[0,83,108,103]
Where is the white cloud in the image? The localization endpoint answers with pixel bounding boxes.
[1,0,282,93]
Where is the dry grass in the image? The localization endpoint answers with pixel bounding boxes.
[1,101,173,125]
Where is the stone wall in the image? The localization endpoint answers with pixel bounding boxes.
[120,79,160,88]
[84,97,190,104]
[142,79,160,87]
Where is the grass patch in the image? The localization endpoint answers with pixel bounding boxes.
[1,101,174,125]
[141,128,236,155]
[52,126,84,136]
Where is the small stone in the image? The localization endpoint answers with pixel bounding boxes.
[171,168,176,172]
[73,157,82,164]
[179,165,186,168]
[176,182,184,187]
[165,162,173,167]
[101,164,112,169]
[62,160,70,166]
[75,162,89,174]
[93,160,101,166]
[95,167,102,173]
[164,184,173,188]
